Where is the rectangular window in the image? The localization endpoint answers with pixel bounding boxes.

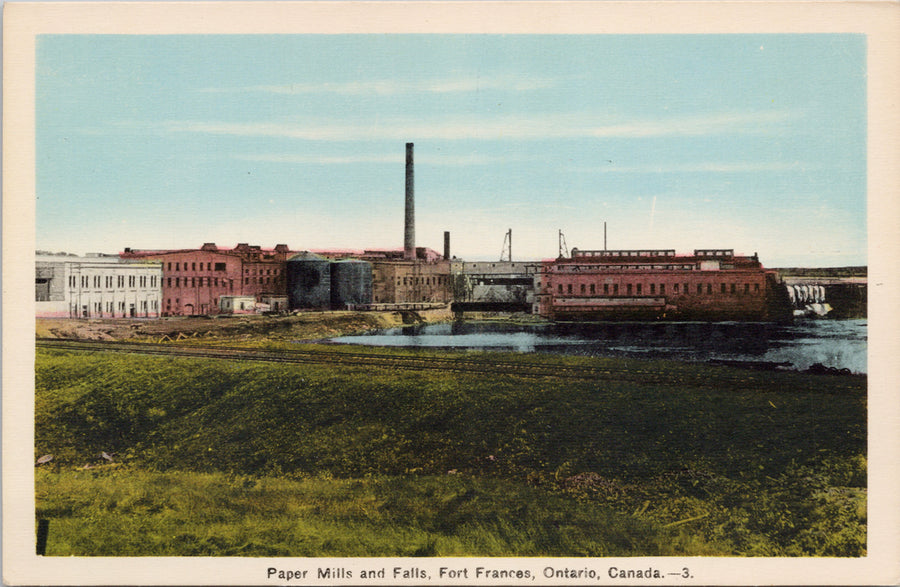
[580,283,586,294]
[754,283,760,292]
[660,284,665,295]
[558,283,563,294]
[192,263,196,271]
[167,262,172,271]
[603,283,609,294]
[744,283,750,294]
[192,278,196,287]
[167,277,172,287]
[176,277,180,287]
[636,283,642,294]
[707,284,713,295]
[697,284,703,294]
[721,283,727,294]
[176,263,180,271]
[215,263,226,271]
[626,284,633,295]
[613,284,619,294]
[731,283,737,294]
[567,284,572,294]
[650,284,655,294]
[674,283,680,294]
[590,284,596,294]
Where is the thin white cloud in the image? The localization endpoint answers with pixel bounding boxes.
[200,75,558,96]
[588,111,795,138]
[236,153,401,165]
[163,110,795,142]
[587,161,807,174]
[235,152,533,166]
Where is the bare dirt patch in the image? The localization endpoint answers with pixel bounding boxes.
[37,308,452,343]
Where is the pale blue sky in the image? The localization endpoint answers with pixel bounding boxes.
[36,34,866,266]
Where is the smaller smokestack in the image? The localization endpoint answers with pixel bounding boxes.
[404,143,415,260]
[443,231,450,260]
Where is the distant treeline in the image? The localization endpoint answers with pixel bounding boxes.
[774,267,867,278]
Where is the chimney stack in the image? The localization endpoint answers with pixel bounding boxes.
[404,143,415,260]
[443,231,450,260]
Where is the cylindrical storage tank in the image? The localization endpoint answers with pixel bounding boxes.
[330,259,373,309]
[287,252,332,309]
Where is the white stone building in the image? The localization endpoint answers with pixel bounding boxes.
[36,254,163,318]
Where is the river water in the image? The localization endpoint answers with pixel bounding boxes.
[329,319,867,375]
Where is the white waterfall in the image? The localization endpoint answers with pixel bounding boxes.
[789,284,831,317]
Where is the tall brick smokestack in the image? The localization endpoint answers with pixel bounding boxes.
[443,231,450,260]
[404,143,415,260]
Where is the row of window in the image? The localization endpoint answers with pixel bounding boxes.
[397,275,448,286]
[80,299,158,317]
[244,268,280,276]
[69,274,158,289]
[168,276,229,288]
[165,261,283,276]
[555,281,762,296]
[245,276,281,286]
[167,261,228,272]
[573,249,676,258]
[556,264,703,272]
[164,275,286,288]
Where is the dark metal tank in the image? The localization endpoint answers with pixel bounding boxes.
[330,259,373,309]
[286,252,332,309]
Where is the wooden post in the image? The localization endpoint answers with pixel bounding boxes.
[36,519,50,555]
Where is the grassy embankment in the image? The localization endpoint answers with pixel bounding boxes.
[35,342,866,557]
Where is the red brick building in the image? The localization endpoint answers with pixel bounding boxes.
[537,248,790,321]
[120,243,293,316]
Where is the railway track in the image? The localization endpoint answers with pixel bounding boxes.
[33,337,840,390]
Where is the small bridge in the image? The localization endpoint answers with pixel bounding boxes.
[451,301,532,313]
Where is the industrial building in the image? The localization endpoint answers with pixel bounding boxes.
[537,248,791,321]
[38,143,795,324]
[36,253,163,318]
[120,243,294,316]
[312,246,451,305]
[450,260,540,313]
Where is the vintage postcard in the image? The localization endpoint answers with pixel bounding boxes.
[3,1,899,585]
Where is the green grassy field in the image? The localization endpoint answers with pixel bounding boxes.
[35,346,866,556]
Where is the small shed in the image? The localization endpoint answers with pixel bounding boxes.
[219,295,257,314]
